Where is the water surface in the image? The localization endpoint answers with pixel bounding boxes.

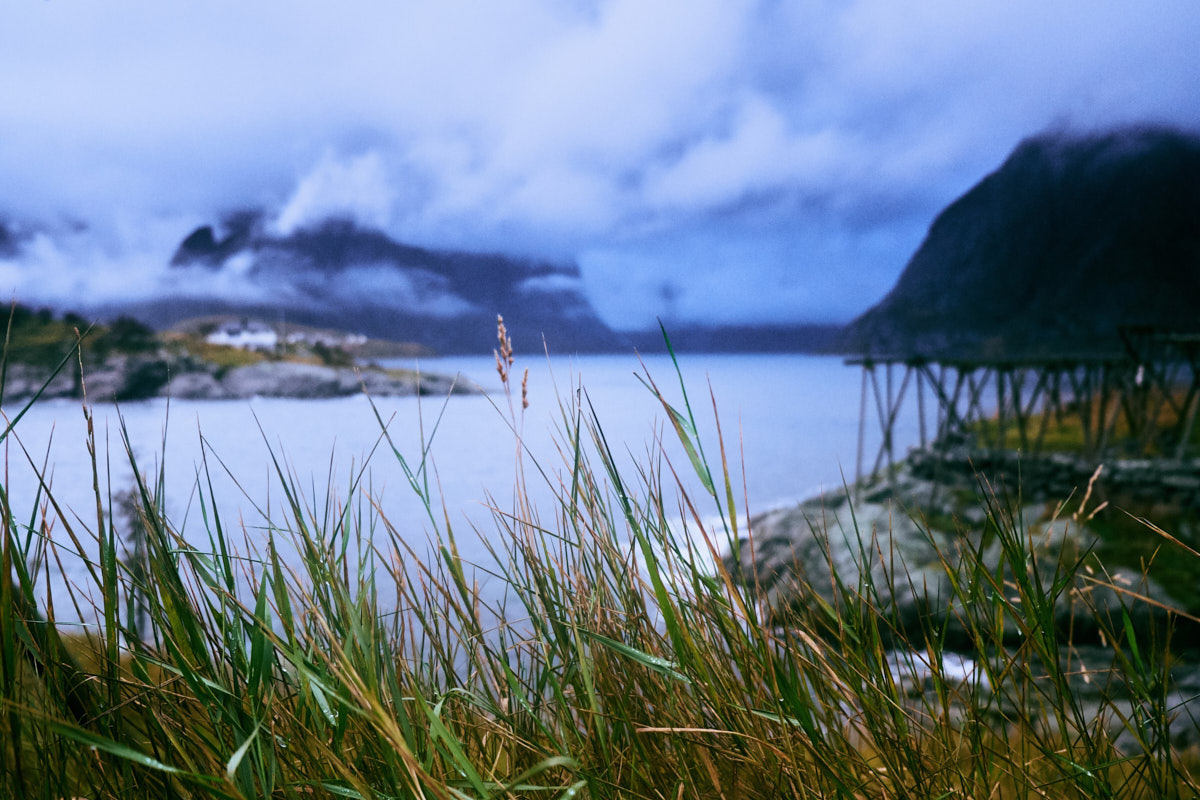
[1,353,923,610]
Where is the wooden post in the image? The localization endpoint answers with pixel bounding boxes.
[1034,368,1058,453]
[1018,367,1049,454]
[1143,360,1182,450]
[920,362,966,442]
[870,365,888,477]
[856,364,868,491]
[886,362,895,482]
[1068,365,1094,458]
[1175,392,1199,460]
[1096,361,1125,457]
[885,366,913,484]
[963,368,992,446]
[917,365,927,450]
[996,367,1009,452]
[1175,354,1200,460]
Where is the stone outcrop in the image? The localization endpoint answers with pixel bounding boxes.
[2,363,77,401]
[908,444,1200,512]
[215,362,470,399]
[162,371,227,400]
[723,468,1183,648]
[3,359,476,404]
[722,458,1200,748]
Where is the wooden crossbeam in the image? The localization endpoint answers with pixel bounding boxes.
[963,369,993,444]
[996,367,1009,451]
[916,363,968,440]
[1008,368,1030,452]
[1095,363,1127,456]
[1033,369,1062,453]
[868,363,913,480]
[856,365,868,489]
[1066,366,1095,457]
[1019,368,1050,451]
[916,367,927,449]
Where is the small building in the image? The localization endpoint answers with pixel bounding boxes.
[205,319,278,351]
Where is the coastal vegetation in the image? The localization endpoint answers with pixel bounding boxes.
[2,327,1198,798]
[2,304,157,370]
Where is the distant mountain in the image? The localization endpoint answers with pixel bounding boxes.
[0,218,21,259]
[626,323,842,354]
[141,214,619,354]
[842,126,1200,357]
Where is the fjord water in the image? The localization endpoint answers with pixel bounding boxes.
[3,353,921,609]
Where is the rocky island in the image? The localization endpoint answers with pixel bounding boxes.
[1,306,475,404]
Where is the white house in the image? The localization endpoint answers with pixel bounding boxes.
[205,319,279,351]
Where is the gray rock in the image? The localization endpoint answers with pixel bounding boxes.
[4,358,474,404]
[165,372,229,400]
[2,363,76,402]
[215,362,469,400]
[80,365,125,402]
[411,371,473,395]
[725,464,1200,754]
[730,490,967,643]
[333,366,467,396]
[335,368,415,396]
[220,362,344,399]
[725,469,1182,650]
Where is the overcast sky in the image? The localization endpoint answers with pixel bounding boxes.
[1,1,1198,329]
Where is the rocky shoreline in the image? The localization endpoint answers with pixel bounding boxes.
[723,456,1200,749]
[3,357,478,404]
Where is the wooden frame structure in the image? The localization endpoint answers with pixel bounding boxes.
[848,331,1200,488]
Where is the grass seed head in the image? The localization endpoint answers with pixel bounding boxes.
[494,314,514,383]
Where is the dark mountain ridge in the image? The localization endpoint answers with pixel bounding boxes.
[842,126,1200,357]
[625,323,843,354]
[159,214,617,354]
[0,217,27,259]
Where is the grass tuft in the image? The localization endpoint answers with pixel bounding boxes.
[1,331,1198,798]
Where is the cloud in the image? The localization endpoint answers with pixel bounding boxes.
[272,152,396,236]
[642,95,848,212]
[0,0,1197,329]
[293,264,479,319]
[492,0,749,171]
[0,225,281,310]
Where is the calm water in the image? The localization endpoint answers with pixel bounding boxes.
[1,353,922,612]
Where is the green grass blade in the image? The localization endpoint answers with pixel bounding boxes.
[578,629,691,684]
[225,720,261,782]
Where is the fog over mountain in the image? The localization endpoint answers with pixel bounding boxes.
[1,1,1198,342]
[159,213,615,353]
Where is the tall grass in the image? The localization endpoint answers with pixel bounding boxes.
[2,329,1199,798]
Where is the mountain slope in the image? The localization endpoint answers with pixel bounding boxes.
[144,215,618,354]
[842,126,1200,356]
